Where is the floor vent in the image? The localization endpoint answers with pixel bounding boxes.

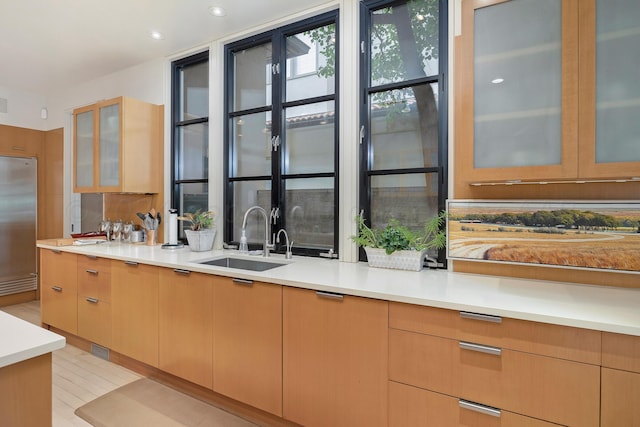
[91,343,110,361]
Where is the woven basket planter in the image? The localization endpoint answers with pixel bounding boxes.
[364,247,427,272]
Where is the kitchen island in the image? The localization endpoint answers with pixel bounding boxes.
[0,310,65,427]
[36,241,640,426]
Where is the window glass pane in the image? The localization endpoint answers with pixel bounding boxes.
[285,101,335,174]
[99,103,120,187]
[284,178,334,249]
[234,44,272,111]
[370,85,438,170]
[232,112,272,177]
[595,0,640,163]
[371,173,439,256]
[286,24,336,102]
[178,182,209,236]
[178,123,208,180]
[232,181,271,243]
[474,0,562,168]
[179,60,209,121]
[370,0,439,86]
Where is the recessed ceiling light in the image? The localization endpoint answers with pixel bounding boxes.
[150,31,164,40]
[491,77,505,84]
[209,6,226,17]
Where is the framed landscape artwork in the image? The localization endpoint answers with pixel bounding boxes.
[447,200,640,274]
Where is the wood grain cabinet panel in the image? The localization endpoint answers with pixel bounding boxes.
[601,367,640,426]
[77,256,111,347]
[389,302,601,364]
[212,277,282,416]
[283,287,388,427]
[389,381,563,427]
[39,249,77,334]
[158,268,213,389]
[111,260,159,367]
[389,328,600,426]
[602,331,640,373]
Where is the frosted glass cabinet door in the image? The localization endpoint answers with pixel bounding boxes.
[75,110,94,188]
[579,0,640,177]
[474,0,562,169]
[99,103,121,187]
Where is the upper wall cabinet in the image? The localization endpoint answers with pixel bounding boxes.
[455,0,640,183]
[73,97,163,193]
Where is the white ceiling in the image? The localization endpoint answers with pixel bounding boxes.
[0,0,334,95]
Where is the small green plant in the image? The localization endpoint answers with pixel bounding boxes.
[177,209,215,231]
[352,211,447,255]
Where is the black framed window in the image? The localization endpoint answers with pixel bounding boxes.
[224,11,339,257]
[360,0,448,266]
[171,51,209,239]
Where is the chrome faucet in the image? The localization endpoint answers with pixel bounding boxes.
[241,206,274,257]
[276,229,293,259]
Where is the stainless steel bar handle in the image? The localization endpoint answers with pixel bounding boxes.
[124,261,138,266]
[460,311,502,323]
[458,399,501,418]
[459,341,502,356]
[51,286,62,292]
[86,269,98,275]
[232,278,253,286]
[52,249,62,254]
[86,255,97,259]
[316,291,344,301]
[174,269,191,275]
[85,297,99,304]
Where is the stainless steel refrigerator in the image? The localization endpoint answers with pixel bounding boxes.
[0,156,37,296]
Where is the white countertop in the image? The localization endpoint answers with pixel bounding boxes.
[0,310,65,368]
[37,241,640,336]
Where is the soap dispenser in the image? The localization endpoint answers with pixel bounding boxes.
[239,229,249,254]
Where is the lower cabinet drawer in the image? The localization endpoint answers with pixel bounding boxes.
[389,381,563,427]
[77,296,111,348]
[389,329,599,426]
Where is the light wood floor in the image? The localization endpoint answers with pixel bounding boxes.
[1,301,142,427]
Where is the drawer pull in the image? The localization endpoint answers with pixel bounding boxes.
[460,311,502,323]
[174,269,191,275]
[51,286,63,292]
[85,297,99,304]
[86,269,99,275]
[51,249,62,254]
[86,255,97,260]
[124,261,138,266]
[459,341,502,356]
[459,399,501,418]
[316,291,344,301]
[233,278,253,286]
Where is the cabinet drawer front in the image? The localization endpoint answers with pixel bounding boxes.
[77,256,111,302]
[602,332,640,373]
[389,381,563,427]
[40,284,78,334]
[601,368,640,426]
[389,329,599,426]
[77,297,111,347]
[389,302,600,364]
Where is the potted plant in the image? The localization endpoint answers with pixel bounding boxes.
[352,211,447,271]
[178,209,216,251]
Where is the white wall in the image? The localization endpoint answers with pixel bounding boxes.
[0,86,47,130]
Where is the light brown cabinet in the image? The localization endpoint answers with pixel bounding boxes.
[111,260,159,367]
[389,302,600,427]
[76,255,111,347]
[212,276,282,416]
[283,287,388,427]
[455,0,640,184]
[40,249,77,334]
[158,268,213,389]
[73,96,162,193]
[601,332,640,426]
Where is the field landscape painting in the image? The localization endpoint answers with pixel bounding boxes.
[447,201,640,273]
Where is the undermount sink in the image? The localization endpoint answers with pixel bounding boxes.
[197,257,286,271]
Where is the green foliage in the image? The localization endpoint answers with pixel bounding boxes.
[352,211,447,255]
[177,209,215,231]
